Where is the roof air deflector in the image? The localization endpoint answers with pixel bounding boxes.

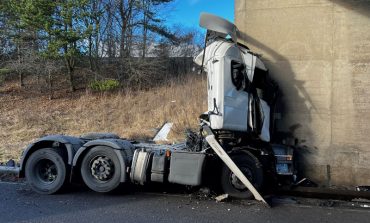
[199,12,239,43]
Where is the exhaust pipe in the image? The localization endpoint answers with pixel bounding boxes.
[0,166,20,175]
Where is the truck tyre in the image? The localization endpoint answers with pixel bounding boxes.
[25,148,67,194]
[220,152,263,199]
[80,146,121,193]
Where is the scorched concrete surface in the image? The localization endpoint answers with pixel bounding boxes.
[235,0,370,187]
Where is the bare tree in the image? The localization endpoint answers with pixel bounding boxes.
[42,59,60,100]
[0,0,198,94]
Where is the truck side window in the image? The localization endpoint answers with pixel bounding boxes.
[231,61,245,90]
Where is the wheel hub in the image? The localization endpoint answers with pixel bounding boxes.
[37,159,58,183]
[230,167,253,191]
[90,156,114,181]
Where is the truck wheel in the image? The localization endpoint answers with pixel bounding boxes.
[80,146,121,193]
[25,148,67,194]
[220,152,263,199]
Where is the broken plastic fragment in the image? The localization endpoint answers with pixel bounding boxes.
[153,122,173,142]
[215,194,229,202]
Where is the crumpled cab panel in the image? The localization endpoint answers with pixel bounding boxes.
[195,39,274,142]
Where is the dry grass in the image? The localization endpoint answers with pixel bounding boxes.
[0,75,206,162]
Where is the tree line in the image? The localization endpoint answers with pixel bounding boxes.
[0,0,201,97]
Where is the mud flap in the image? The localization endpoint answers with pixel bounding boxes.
[203,127,269,206]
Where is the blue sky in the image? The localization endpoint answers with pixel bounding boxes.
[166,0,234,28]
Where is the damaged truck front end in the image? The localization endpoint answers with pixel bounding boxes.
[193,12,297,200]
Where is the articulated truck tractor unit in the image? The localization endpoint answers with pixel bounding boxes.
[0,13,296,205]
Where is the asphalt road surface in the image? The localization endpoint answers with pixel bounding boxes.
[1,181,370,223]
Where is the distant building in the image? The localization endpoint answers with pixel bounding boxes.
[235,0,370,187]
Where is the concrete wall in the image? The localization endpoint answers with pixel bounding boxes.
[235,0,370,187]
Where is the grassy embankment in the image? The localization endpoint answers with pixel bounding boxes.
[0,75,206,162]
